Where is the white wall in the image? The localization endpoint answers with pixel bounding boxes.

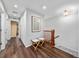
[1,13,6,50]
[5,19,11,41]
[44,7,78,57]
[26,10,43,47]
[20,10,27,46]
[78,8,79,57]
[1,13,8,50]
[0,0,8,50]
[5,19,19,41]
[20,9,44,47]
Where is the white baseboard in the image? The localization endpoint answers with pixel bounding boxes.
[25,44,32,48]
[55,45,78,57]
[78,52,79,57]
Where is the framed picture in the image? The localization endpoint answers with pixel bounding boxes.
[31,16,41,32]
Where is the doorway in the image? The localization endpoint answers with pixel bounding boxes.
[11,21,18,38]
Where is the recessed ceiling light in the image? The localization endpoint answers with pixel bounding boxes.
[42,5,47,10]
[14,4,18,8]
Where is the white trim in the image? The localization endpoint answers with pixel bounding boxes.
[25,44,32,48]
[55,45,78,57]
[78,52,79,57]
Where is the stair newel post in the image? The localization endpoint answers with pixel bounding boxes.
[50,29,55,48]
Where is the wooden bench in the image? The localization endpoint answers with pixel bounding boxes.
[31,38,45,50]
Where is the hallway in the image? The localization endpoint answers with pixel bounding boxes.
[0,38,76,58]
[0,0,78,58]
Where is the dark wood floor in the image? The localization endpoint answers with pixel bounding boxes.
[0,38,76,58]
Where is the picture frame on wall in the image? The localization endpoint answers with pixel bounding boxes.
[31,16,41,32]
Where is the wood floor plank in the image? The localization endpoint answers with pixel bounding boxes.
[23,47,35,58]
[37,47,50,58]
[39,46,58,58]
[27,47,37,58]
[45,45,75,58]
[30,46,50,58]
[52,47,76,57]
[44,41,76,58]
[0,38,77,58]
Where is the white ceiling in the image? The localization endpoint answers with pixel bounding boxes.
[2,0,79,19]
